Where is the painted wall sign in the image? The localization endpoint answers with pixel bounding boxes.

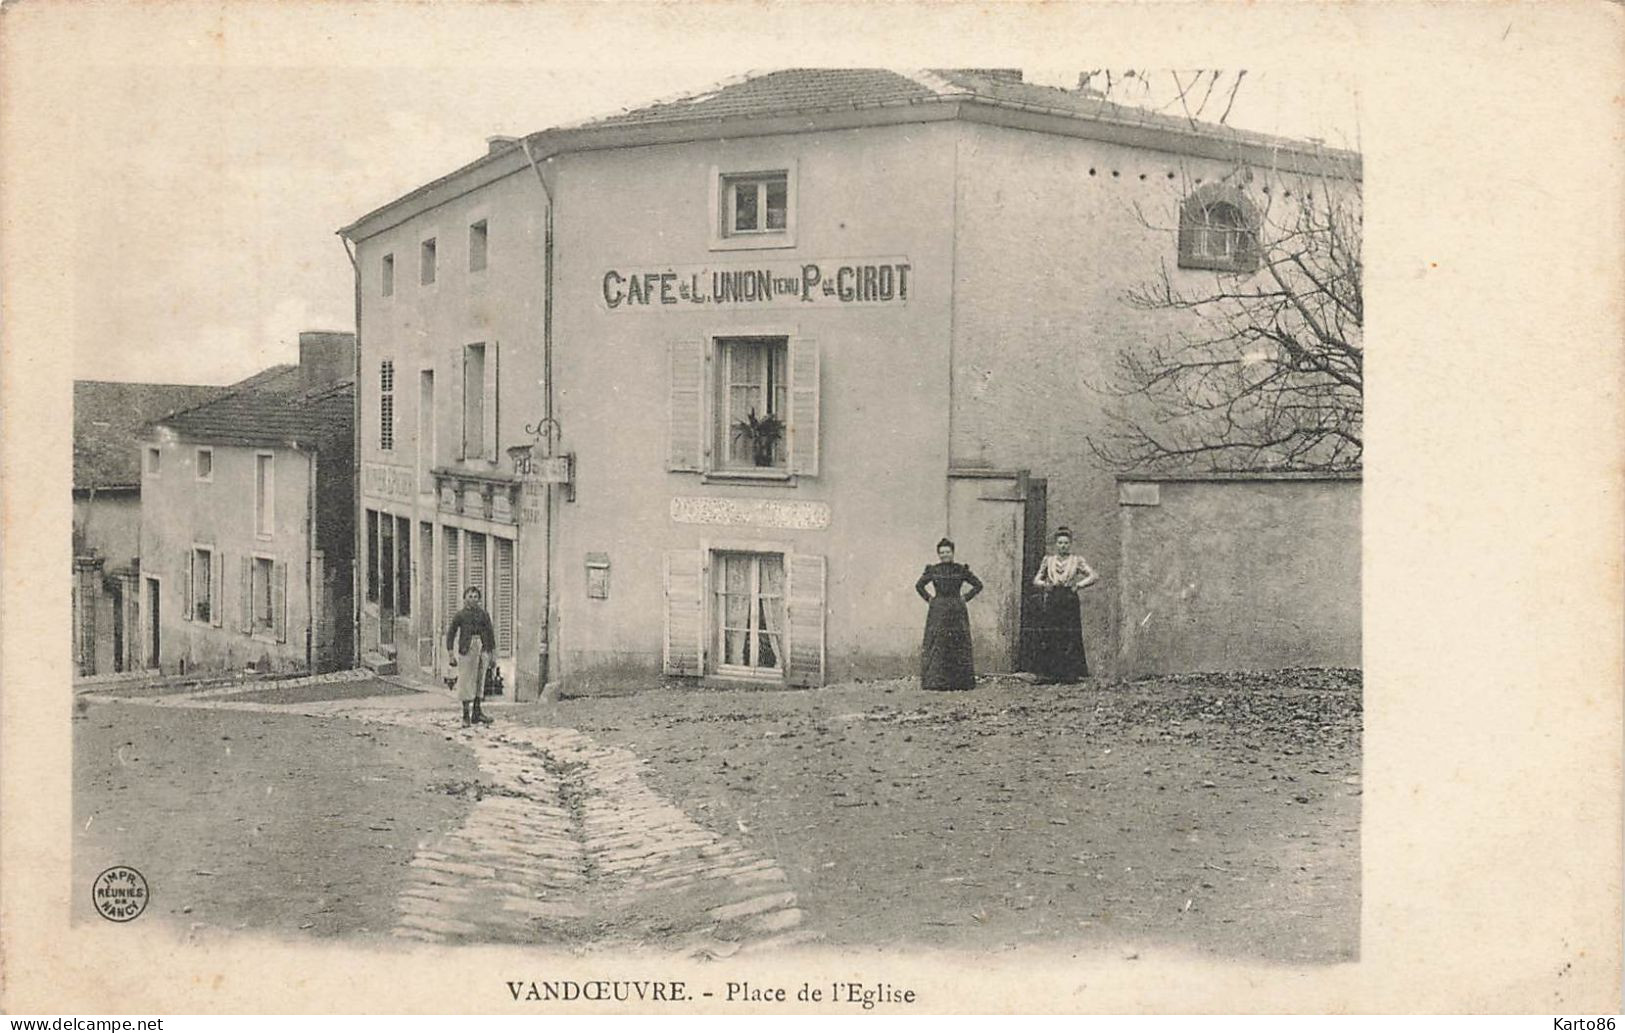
[603,258,911,310]
[670,496,832,530]
[362,463,416,500]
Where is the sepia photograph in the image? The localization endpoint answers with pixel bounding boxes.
[4,0,1621,1017]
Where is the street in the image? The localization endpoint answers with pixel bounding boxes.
[74,669,1360,962]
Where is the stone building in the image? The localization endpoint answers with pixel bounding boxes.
[340,69,1361,697]
[138,332,357,674]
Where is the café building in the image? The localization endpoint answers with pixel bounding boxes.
[341,68,1359,697]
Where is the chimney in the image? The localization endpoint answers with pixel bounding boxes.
[298,330,356,392]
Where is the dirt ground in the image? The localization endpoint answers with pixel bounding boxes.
[527,668,1362,964]
[71,668,1359,963]
[73,702,477,941]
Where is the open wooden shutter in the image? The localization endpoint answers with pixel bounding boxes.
[788,336,820,476]
[211,551,224,627]
[444,527,461,627]
[663,549,704,676]
[483,341,500,462]
[667,337,706,472]
[495,537,514,657]
[785,553,826,686]
[452,345,467,460]
[273,561,288,643]
[182,550,194,621]
[239,556,252,633]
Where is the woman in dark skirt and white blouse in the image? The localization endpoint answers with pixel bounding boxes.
[916,538,984,691]
[1032,526,1098,684]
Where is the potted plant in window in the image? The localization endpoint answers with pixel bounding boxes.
[731,408,786,467]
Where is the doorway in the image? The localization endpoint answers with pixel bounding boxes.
[111,582,125,673]
[379,516,396,647]
[144,577,161,669]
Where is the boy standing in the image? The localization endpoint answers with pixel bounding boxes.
[445,586,498,727]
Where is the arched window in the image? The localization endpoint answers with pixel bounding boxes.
[1178,185,1260,272]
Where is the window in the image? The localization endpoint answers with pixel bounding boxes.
[421,238,437,285]
[195,448,212,481]
[461,342,498,461]
[716,336,788,470]
[366,509,379,603]
[192,547,213,623]
[468,219,488,272]
[145,447,160,476]
[713,551,785,676]
[251,557,274,634]
[379,361,395,451]
[721,172,789,238]
[1178,185,1260,272]
[667,335,820,478]
[381,253,394,297]
[254,453,274,538]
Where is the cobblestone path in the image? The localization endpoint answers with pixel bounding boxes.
[80,679,815,956]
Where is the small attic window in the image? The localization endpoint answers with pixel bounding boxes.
[1178,184,1261,273]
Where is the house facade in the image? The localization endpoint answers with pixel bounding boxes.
[73,381,225,676]
[138,333,356,675]
[342,69,1360,698]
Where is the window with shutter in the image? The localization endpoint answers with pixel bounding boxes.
[663,549,705,676]
[785,553,826,686]
[273,561,288,643]
[251,557,274,635]
[182,549,194,621]
[788,336,820,476]
[667,338,705,472]
[495,537,514,657]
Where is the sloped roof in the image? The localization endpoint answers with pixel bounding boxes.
[343,68,1359,242]
[575,68,1330,157]
[74,381,226,489]
[578,69,942,129]
[152,376,355,450]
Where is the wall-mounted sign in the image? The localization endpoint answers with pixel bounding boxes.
[671,496,831,530]
[603,258,911,311]
[363,463,416,500]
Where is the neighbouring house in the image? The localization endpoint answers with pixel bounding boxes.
[74,381,227,675]
[339,68,1361,698]
[137,331,357,675]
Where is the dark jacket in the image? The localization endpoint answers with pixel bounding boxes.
[446,605,497,656]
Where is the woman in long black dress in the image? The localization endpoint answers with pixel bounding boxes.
[916,538,984,691]
[1032,526,1098,684]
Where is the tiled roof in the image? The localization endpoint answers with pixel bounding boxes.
[573,68,1325,156]
[226,363,301,395]
[153,376,354,450]
[578,69,942,129]
[74,381,226,489]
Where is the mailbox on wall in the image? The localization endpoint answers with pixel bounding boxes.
[585,552,610,599]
